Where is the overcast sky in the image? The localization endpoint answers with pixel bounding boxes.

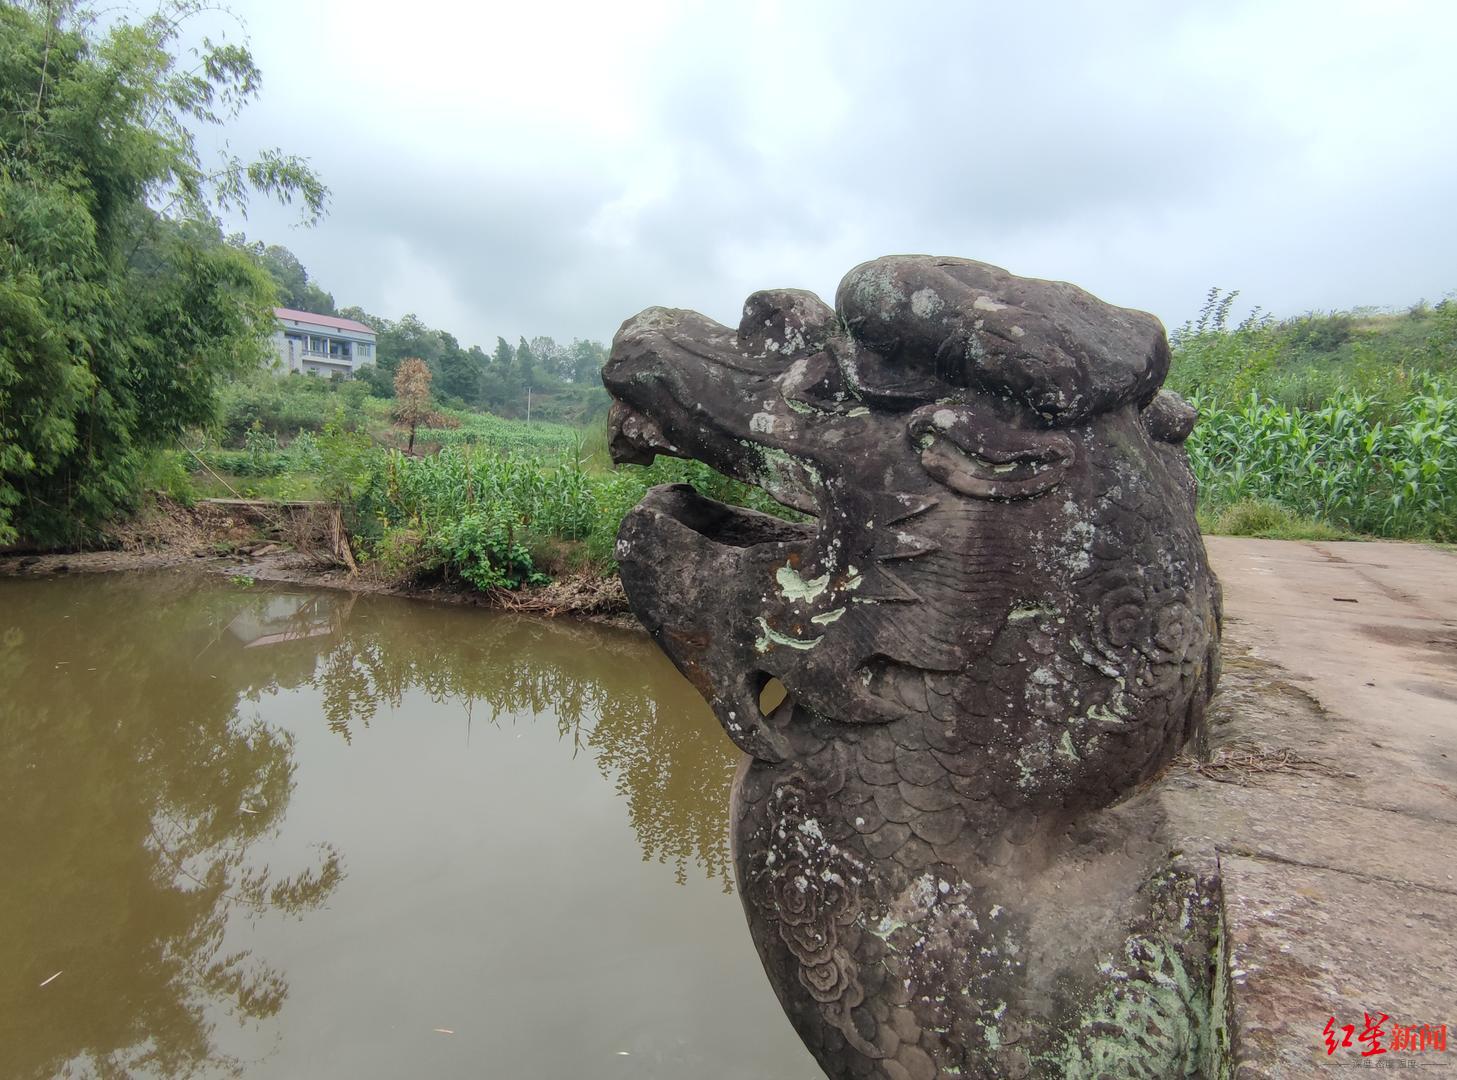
[203,0,1457,349]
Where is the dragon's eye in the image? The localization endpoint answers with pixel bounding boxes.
[779,352,845,410]
[907,405,1074,501]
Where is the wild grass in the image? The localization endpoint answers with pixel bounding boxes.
[1169,288,1457,411]
[414,412,582,459]
[1195,500,1351,541]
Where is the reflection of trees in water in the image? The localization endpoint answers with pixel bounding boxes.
[311,602,740,889]
[592,679,738,890]
[0,575,342,1080]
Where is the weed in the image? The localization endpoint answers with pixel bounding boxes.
[1197,500,1350,541]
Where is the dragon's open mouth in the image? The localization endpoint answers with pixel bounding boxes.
[609,476,819,762]
[628,482,814,550]
[609,403,816,561]
[602,316,838,763]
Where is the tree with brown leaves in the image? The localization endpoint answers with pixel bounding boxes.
[393,357,433,453]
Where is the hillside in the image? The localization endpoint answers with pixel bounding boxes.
[1169,292,1456,542]
[1167,290,1456,408]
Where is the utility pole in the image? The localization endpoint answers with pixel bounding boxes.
[526,386,532,425]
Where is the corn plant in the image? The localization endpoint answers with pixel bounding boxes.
[1188,376,1457,541]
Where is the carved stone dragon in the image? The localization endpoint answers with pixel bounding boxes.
[603,256,1223,1078]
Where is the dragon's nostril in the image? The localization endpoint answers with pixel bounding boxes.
[758,675,789,719]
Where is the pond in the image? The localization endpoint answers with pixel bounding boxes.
[0,573,820,1079]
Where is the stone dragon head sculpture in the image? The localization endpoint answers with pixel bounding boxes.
[603,256,1222,1078]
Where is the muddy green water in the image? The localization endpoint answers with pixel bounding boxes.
[0,573,819,1079]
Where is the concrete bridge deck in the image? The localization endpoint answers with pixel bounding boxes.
[1191,539,1456,1076]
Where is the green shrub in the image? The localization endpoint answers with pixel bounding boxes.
[286,430,324,472]
[370,526,427,580]
[137,450,197,505]
[316,424,379,506]
[216,373,379,444]
[430,509,544,590]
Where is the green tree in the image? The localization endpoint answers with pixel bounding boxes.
[569,338,608,384]
[337,304,377,327]
[483,336,521,409]
[466,344,491,399]
[530,335,568,382]
[432,332,482,406]
[375,313,440,374]
[515,336,537,383]
[492,335,516,374]
[0,1,327,546]
[229,238,337,313]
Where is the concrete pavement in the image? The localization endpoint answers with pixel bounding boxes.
[1176,539,1457,1077]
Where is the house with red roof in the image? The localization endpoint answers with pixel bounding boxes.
[271,307,378,378]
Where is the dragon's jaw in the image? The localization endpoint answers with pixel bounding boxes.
[601,306,863,763]
[612,483,819,762]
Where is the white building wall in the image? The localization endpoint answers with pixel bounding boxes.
[270,315,377,379]
[271,329,300,372]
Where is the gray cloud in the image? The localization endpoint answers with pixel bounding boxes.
[213,0,1457,350]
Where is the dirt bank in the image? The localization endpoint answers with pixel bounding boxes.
[0,496,635,628]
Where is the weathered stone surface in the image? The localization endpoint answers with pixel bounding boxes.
[1174,538,1457,1078]
[1218,854,1457,1079]
[603,256,1223,1077]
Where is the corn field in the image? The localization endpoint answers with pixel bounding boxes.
[219,367,1457,593]
[346,444,786,589]
[350,447,598,588]
[1188,379,1457,541]
[413,413,582,458]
